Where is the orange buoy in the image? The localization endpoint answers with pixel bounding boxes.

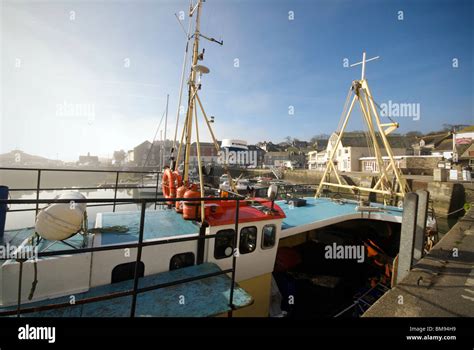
[176,185,187,213]
[162,168,178,205]
[183,185,201,220]
[173,170,183,188]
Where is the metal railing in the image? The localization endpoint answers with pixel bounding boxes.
[0,167,163,214]
[0,196,243,318]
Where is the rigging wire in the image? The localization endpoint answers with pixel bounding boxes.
[143,108,167,168]
[172,2,194,159]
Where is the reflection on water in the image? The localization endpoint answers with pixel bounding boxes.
[5,188,164,231]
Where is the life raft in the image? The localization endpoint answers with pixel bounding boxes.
[162,168,183,205]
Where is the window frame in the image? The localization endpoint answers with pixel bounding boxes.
[261,224,277,250]
[239,226,258,255]
[169,252,195,271]
[214,229,236,259]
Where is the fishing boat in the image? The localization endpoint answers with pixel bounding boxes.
[0,1,428,318]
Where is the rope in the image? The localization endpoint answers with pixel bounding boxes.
[434,203,473,217]
[28,260,37,300]
[172,9,193,152]
[88,226,130,234]
[336,87,353,133]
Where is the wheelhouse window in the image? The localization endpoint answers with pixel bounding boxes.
[111,261,144,284]
[239,226,257,254]
[262,224,276,249]
[169,252,195,271]
[214,229,235,259]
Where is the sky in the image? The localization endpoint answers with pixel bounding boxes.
[0,0,472,161]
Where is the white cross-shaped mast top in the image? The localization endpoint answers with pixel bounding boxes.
[350,52,380,80]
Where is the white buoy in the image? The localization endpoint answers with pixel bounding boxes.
[35,192,87,241]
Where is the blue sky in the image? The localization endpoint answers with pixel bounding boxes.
[1,0,472,161]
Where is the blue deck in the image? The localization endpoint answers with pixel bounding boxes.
[277,197,403,233]
[97,209,200,246]
[0,263,252,317]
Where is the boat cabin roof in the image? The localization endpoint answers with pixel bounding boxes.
[204,198,286,226]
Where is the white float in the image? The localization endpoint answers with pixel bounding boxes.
[35,192,87,241]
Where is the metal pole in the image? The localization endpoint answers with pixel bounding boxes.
[113,171,120,212]
[154,171,160,210]
[163,94,169,169]
[17,259,24,317]
[194,106,206,222]
[183,0,202,184]
[130,201,146,317]
[228,199,239,316]
[35,169,41,216]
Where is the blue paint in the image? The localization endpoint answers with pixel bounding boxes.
[278,197,403,230]
[1,263,253,317]
[99,209,199,246]
[0,186,8,242]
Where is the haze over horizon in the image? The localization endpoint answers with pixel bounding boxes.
[1,0,472,162]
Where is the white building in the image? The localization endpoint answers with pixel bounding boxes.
[308,132,407,172]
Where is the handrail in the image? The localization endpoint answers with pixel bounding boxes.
[0,166,163,214]
[0,166,159,174]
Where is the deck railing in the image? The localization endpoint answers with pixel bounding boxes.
[0,166,163,214]
[0,195,243,318]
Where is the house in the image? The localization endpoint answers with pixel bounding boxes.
[247,145,266,168]
[432,138,455,159]
[188,142,220,168]
[130,140,179,167]
[264,151,292,168]
[308,150,328,171]
[412,132,451,156]
[126,150,134,164]
[132,141,154,167]
[360,155,443,175]
[459,143,474,168]
[78,152,100,167]
[454,125,474,144]
[309,132,407,172]
[257,141,281,152]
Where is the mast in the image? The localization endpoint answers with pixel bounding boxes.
[163,93,169,169]
[183,0,202,184]
[315,52,409,205]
